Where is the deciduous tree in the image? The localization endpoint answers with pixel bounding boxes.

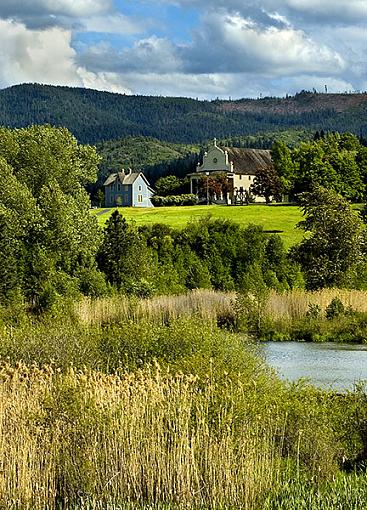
[250,165,282,204]
[291,187,367,289]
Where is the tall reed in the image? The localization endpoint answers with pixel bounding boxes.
[74,289,367,327]
[0,363,287,509]
[266,288,367,321]
[74,290,236,326]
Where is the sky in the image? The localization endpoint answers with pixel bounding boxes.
[0,0,366,99]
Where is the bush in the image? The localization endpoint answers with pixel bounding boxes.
[151,194,197,207]
[326,297,345,320]
[306,303,321,320]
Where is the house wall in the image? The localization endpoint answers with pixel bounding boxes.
[105,182,132,207]
[192,143,268,204]
[233,173,254,192]
[199,146,231,173]
[232,174,266,203]
[132,174,153,208]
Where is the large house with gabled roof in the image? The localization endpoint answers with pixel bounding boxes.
[188,139,274,204]
[104,169,154,207]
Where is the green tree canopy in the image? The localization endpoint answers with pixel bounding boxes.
[287,133,366,200]
[154,175,182,196]
[97,210,152,295]
[0,126,104,309]
[291,187,367,289]
[271,141,296,194]
[250,165,282,204]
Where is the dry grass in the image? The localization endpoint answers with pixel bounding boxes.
[0,363,285,509]
[266,288,367,320]
[75,288,367,327]
[75,290,236,325]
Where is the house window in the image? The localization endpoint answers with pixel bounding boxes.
[138,194,143,203]
[138,185,142,191]
[213,158,218,164]
[239,175,242,180]
[249,176,251,180]
[117,184,121,191]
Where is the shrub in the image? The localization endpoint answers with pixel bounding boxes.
[326,297,345,319]
[151,194,197,207]
[306,303,322,320]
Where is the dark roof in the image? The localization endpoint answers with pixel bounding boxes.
[224,148,273,175]
[104,171,145,187]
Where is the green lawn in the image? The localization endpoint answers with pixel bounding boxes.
[91,204,305,249]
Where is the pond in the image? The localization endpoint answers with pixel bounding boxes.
[261,341,367,391]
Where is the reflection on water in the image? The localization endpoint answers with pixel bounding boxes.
[261,342,367,391]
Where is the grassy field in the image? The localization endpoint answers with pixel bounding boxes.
[91,204,304,249]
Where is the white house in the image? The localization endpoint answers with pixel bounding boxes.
[104,169,154,207]
[189,139,273,204]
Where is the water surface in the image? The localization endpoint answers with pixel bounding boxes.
[262,341,367,391]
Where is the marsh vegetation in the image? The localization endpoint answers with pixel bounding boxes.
[1,296,367,509]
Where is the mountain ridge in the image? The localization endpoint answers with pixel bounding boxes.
[1,83,367,144]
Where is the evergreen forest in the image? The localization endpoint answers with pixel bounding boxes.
[2,83,367,144]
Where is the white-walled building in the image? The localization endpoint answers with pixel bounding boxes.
[189,139,273,204]
[104,169,154,207]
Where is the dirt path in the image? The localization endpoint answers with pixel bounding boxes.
[95,209,110,216]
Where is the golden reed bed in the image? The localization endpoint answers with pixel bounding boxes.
[0,363,283,509]
[74,288,367,325]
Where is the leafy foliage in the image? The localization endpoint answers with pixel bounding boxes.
[151,194,197,206]
[325,297,345,320]
[0,126,104,309]
[97,210,152,296]
[271,140,297,194]
[250,164,282,203]
[97,212,302,295]
[276,132,367,200]
[291,187,367,290]
[154,175,182,196]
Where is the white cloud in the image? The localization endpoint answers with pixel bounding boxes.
[0,0,136,32]
[0,19,130,94]
[76,68,131,93]
[283,0,367,22]
[81,14,144,34]
[158,0,367,25]
[0,20,80,87]
[78,11,345,79]
[272,75,355,95]
[0,0,365,99]
[42,0,112,17]
[78,36,182,74]
[118,72,236,98]
[184,11,346,76]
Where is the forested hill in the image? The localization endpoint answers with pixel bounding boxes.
[96,136,201,184]
[2,83,367,144]
[95,129,312,185]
